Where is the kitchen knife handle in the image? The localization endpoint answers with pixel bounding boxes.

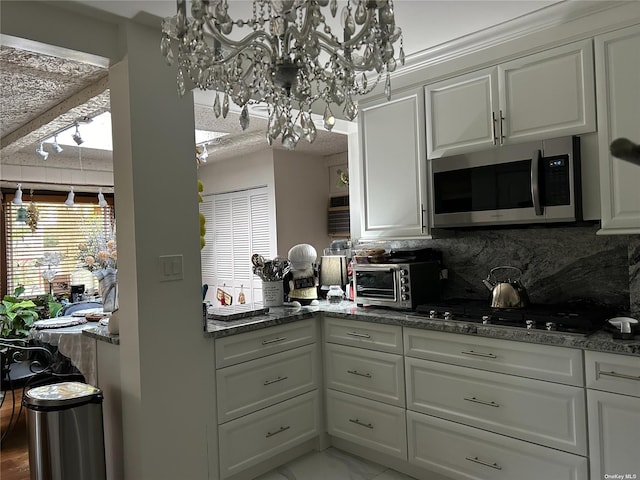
[531,149,543,216]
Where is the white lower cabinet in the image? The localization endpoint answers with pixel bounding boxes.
[326,389,407,460]
[218,391,321,478]
[407,411,588,480]
[214,319,320,478]
[405,357,587,455]
[403,327,589,479]
[586,351,640,480]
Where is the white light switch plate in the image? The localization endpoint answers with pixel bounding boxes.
[159,254,183,282]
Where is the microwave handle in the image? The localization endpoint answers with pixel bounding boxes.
[531,150,543,216]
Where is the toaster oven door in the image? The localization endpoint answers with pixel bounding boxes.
[354,267,397,302]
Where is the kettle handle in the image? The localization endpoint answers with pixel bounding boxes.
[489,266,523,282]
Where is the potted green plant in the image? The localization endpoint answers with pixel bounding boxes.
[0,286,40,338]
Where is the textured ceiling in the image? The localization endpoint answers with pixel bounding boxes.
[0,43,348,184]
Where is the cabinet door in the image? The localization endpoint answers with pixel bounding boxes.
[425,67,499,158]
[595,24,640,234]
[407,411,588,480]
[405,357,587,455]
[499,39,596,144]
[359,89,429,238]
[216,344,319,423]
[587,389,640,480]
[326,389,407,460]
[325,342,405,407]
[218,391,320,478]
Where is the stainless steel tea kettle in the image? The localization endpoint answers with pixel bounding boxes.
[483,266,530,309]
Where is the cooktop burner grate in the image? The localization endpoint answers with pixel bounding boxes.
[414,299,611,335]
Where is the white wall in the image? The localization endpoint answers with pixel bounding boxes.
[198,149,275,195]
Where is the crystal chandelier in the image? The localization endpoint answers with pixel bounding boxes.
[161,0,404,149]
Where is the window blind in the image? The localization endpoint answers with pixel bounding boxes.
[3,200,115,297]
[202,187,273,305]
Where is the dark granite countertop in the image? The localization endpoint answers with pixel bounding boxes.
[206,301,640,357]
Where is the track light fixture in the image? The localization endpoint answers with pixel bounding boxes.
[97,188,108,207]
[36,142,49,160]
[72,124,84,145]
[13,184,23,205]
[65,186,75,206]
[52,135,64,153]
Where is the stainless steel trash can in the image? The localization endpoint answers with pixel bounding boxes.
[23,381,106,480]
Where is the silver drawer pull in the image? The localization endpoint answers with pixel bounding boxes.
[262,336,287,345]
[461,350,497,359]
[346,332,371,339]
[465,456,502,470]
[600,370,640,382]
[464,396,500,408]
[347,370,372,378]
[349,418,373,429]
[265,425,290,438]
[263,376,288,386]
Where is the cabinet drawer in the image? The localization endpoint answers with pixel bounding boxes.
[325,342,405,407]
[215,319,316,368]
[323,317,403,353]
[217,344,319,423]
[407,411,588,480]
[585,350,640,397]
[326,389,407,460]
[218,391,320,478]
[404,327,584,386]
[406,357,587,455]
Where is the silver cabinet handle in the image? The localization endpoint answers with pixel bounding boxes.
[499,109,505,144]
[349,418,373,429]
[346,332,371,339]
[265,425,290,438]
[464,396,500,408]
[491,111,498,145]
[347,370,372,378]
[461,350,497,359]
[262,336,286,345]
[465,456,502,470]
[263,376,288,386]
[421,203,426,232]
[600,370,640,382]
[531,149,543,216]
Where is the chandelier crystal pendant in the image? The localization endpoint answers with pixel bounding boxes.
[161,0,404,149]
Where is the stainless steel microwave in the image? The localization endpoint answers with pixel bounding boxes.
[353,261,441,310]
[430,136,582,228]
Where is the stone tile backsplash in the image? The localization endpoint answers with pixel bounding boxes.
[358,224,638,316]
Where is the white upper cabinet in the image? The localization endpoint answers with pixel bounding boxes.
[359,88,429,238]
[425,67,499,157]
[425,39,596,158]
[595,24,640,234]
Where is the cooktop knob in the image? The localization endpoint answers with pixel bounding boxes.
[429,310,437,319]
[401,294,409,301]
[482,315,491,325]
[546,322,557,331]
[444,311,453,320]
[526,320,536,330]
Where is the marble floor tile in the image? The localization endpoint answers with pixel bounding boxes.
[255,448,415,480]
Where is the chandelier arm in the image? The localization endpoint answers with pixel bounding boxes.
[201,17,275,58]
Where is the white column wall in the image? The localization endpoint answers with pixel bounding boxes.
[108,21,217,480]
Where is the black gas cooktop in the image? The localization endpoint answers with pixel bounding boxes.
[414,299,613,336]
